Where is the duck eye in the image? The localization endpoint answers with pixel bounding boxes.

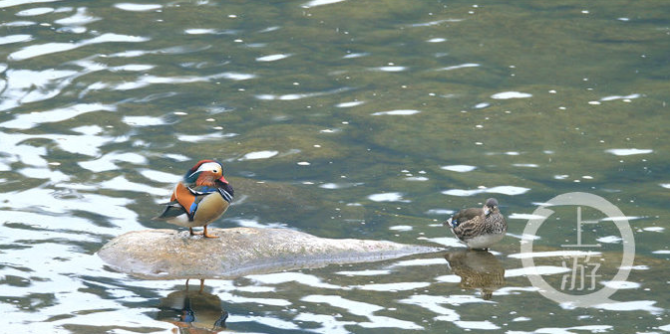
[213,170,218,173]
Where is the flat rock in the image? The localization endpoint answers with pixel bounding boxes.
[98,227,442,279]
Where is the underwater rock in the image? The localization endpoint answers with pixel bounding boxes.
[98,227,441,279]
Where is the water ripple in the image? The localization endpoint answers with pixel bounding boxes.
[302,295,423,330]
[230,315,299,330]
[0,0,53,8]
[1,186,138,223]
[373,65,407,72]
[78,152,148,172]
[256,54,292,62]
[371,109,420,116]
[592,301,662,314]
[99,176,166,196]
[491,91,533,99]
[440,165,476,172]
[335,269,390,277]
[15,7,54,16]
[0,103,115,129]
[0,20,37,27]
[0,68,79,111]
[442,185,530,197]
[0,34,33,45]
[600,93,640,102]
[293,313,355,334]
[109,71,254,91]
[138,169,180,183]
[336,101,364,108]
[343,52,368,59]
[301,0,347,9]
[353,282,430,292]
[248,272,341,290]
[240,150,279,160]
[9,33,150,61]
[605,148,653,156]
[121,115,166,127]
[256,87,350,101]
[407,18,463,28]
[437,63,479,71]
[176,132,236,143]
[113,3,163,12]
[54,7,101,26]
[184,28,237,35]
[367,192,408,202]
[0,131,112,164]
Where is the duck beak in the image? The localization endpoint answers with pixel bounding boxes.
[218,176,229,184]
[484,207,491,216]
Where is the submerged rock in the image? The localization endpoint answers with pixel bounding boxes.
[98,227,441,279]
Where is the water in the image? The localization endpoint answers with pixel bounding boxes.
[1,0,669,333]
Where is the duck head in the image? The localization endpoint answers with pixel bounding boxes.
[184,160,229,186]
[484,198,499,216]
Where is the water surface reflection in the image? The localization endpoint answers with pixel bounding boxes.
[444,250,505,300]
[156,282,228,334]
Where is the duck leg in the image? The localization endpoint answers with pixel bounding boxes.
[203,225,218,238]
[189,226,218,238]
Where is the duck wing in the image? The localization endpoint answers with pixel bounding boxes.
[173,182,199,216]
[449,208,486,241]
[449,208,484,227]
[155,200,187,220]
[155,183,218,221]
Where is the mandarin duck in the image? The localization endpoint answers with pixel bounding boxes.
[444,198,506,250]
[155,160,234,238]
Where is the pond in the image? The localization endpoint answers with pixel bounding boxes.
[1,0,669,333]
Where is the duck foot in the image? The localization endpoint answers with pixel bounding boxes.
[188,226,218,238]
[203,225,218,238]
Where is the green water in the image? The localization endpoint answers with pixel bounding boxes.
[0,0,668,333]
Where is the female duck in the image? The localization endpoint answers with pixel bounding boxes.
[445,198,506,250]
[155,160,234,238]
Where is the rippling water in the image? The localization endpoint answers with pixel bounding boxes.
[1,1,669,333]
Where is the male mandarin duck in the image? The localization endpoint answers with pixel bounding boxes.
[444,198,507,250]
[155,160,234,238]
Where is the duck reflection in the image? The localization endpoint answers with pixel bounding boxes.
[156,279,229,333]
[444,249,505,300]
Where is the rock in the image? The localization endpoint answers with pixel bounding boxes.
[98,227,442,279]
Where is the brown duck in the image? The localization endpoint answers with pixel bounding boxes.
[445,198,506,250]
